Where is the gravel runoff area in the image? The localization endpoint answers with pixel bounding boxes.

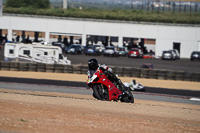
[0,71,200,133]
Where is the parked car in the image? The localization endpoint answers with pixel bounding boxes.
[85,45,101,55]
[162,50,177,60]
[170,49,180,60]
[52,42,65,52]
[117,47,128,56]
[103,46,119,57]
[128,48,143,58]
[65,44,84,54]
[95,44,105,53]
[141,63,154,69]
[190,51,200,61]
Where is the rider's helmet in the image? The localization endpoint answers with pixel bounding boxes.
[88,58,98,70]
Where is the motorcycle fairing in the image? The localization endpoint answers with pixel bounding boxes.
[92,72,122,101]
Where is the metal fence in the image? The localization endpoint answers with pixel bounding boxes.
[53,0,200,13]
[0,61,199,82]
[131,0,200,13]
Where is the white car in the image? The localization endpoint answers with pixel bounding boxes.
[162,50,176,60]
[103,46,119,57]
[95,44,105,53]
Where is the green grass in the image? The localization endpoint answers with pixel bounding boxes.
[3,7,200,24]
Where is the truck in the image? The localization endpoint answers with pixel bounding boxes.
[4,42,71,65]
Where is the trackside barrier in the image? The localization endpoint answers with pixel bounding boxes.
[0,61,199,82]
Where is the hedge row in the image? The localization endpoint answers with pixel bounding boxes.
[3,7,200,24]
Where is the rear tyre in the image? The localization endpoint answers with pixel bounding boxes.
[93,84,109,101]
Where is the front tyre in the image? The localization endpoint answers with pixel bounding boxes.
[120,90,134,103]
[93,84,109,101]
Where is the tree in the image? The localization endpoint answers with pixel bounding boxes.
[6,0,50,8]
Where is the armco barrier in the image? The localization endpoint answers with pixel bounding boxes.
[0,61,199,82]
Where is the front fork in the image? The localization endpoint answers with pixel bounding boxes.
[99,84,106,94]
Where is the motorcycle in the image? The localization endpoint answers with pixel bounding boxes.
[124,79,145,91]
[87,69,134,103]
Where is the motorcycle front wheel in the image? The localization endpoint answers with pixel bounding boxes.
[120,90,134,103]
[93,84,109,101]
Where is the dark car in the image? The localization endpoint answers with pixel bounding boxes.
[162,50,176,60]
[52,42,65,52]
[103,46,119,57]
[190,51,200,61]
[85,45,101,55]
[65,44,84,54]
[128,48,143,58]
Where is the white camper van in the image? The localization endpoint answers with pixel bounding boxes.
[4,43,71,65]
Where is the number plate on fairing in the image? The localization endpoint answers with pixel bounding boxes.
[87,75,97,83]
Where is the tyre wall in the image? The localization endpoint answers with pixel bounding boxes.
[0,61,199,82]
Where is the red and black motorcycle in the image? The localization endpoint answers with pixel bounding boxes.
[87,69,134,103]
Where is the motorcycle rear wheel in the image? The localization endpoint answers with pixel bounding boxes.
[93,84,109,101]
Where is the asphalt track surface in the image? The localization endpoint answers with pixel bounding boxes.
[1,76,199,98]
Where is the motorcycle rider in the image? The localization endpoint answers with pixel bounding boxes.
[87,58,125,91]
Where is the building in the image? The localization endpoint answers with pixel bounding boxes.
[0,14,200,58]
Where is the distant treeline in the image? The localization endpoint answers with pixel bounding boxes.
[3,7,200,24]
